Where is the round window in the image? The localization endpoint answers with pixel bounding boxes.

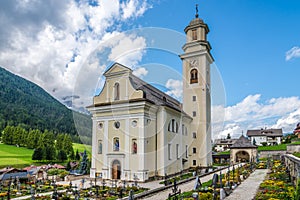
[114,121,120,129]
[98,122,103,129]
[131,120,137,127]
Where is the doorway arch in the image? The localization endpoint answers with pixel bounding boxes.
[235,151,250,162]
[111,160,121,179]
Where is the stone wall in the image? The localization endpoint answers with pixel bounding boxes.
[287,144,300,153]
[258,150,286,158]
[284,154,300,186]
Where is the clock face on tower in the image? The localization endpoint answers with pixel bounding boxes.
[189,59,198,67]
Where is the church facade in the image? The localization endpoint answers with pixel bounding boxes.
[87,13,213,182]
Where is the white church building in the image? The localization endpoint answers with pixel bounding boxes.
[87,11,213,181]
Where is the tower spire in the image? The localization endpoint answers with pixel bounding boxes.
[195,4,199,18]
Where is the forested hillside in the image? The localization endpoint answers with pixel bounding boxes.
[0,67,91,144]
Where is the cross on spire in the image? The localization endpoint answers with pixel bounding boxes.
[195,4,199,18]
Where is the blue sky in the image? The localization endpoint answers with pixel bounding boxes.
[137,0,300,105]
[0,0,299,138]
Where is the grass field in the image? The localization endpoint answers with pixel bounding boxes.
[257,143,287,151]
[72,143,92,158]
[0,143,92,168]
[0,143,34,168]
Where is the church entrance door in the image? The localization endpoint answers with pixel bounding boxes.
[112,160,121,179]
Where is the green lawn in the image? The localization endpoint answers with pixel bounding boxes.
[216,150,230,155]
[73,143,92,156]
[0,143,34,168]
[0,143,92,168]
[258,143,287,151]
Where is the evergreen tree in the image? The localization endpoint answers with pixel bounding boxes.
[43,130,55,147]
[226,133,231,139]
[79,150,88,174]
[27,129,42,149]
[32,147,44,161]
[57,150,67,162]
[45,146,56,161]
[66,161,72,171]
[16,126,27,147]
[2,125,14,145]
[55,134,65,151]
[37,132,45,148]
[75,150,80,161]
[63,134,73,155]
[69,149,75,160]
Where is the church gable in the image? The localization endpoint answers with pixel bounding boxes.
[92,62,184,114]
[103,63,132,77]
[92,63,143,105]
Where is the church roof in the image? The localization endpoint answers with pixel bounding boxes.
[214,138,237,145]
[184,17,209,34]
[247,129,283,137]
[230,135,257,149]
[91,63,190,117]
[129,73,184,113]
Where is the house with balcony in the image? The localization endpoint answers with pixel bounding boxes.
[246,128,283,146]
[213,138,238,152]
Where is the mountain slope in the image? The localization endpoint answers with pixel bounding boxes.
[0,67,91,142]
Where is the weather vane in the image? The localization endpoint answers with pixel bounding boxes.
[195,4,199,18]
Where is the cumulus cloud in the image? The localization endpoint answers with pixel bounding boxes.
[0,0,151,109]
[165,79,183,100]
[286,46,300,61]
[133,67,148,78]
[108,33,146,67]
[212,94,300,139]
[121,0,150,20]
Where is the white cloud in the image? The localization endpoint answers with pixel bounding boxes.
[286,46,300,61]
[272,108,300,131]
[165,79,183,100]
[133,67,148,78]
[108,33,146,67]
[0,0,151,109]
[212,94,300,139]
[121,0,149,20]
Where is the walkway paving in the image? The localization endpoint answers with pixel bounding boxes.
[225,169,268,200]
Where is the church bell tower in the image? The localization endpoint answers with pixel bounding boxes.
[180,5,213,166]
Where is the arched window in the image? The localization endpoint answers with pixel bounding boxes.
[192,29,197,40]
[190,69,198,84]
[114,82,120,100]
[132,139,137,154]
[168,119,179,133]
[113,137,120,151]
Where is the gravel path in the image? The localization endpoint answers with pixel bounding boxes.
[225,169,268,200]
